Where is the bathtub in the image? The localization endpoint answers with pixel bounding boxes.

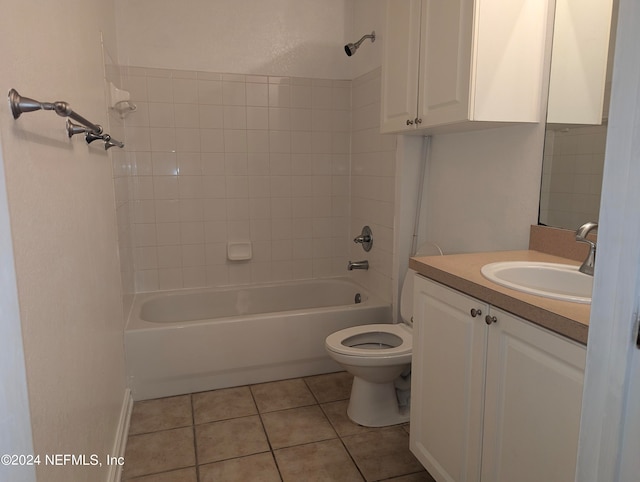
[125,278,391,400]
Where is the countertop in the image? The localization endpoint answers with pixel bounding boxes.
[409,250,590,345]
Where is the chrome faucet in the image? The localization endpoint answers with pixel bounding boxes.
[575,221,598,276]
[348,260,369,270]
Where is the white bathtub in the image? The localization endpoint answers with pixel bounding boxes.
[125,278,391,400]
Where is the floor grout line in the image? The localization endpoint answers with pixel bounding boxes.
[248,383,285,482]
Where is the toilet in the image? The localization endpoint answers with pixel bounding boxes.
[324,267,418,427]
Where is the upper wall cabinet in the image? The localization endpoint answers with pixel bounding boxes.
[546,0,614,124]
[380,0,549,135]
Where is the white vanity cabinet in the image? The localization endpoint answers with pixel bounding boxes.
[411,275,586,482]
[380,0,549,134]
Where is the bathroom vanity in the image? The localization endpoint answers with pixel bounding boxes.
[409,251,588,482]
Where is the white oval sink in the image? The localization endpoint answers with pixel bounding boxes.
[480,261,593,304]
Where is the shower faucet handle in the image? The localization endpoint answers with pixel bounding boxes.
[353,226,373,252]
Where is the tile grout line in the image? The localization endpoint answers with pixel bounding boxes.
[248,383,285,482]
[305,375,369,482]
[190,393,203,482]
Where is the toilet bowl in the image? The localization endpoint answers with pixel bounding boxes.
[325,322,412,427]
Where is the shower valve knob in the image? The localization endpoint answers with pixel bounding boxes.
[353,226,373,252]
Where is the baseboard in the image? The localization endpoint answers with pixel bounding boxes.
[107,388,133,482]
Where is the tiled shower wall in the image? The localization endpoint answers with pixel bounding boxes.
[118,67,352,292]
[349,68,396,303]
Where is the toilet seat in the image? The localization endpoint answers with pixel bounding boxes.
[325,323,412,358]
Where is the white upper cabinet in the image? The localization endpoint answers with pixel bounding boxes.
[546,0,614,125]
[381,0,550,134]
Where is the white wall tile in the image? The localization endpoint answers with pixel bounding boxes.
[175,128,201,152]
[172,78,199,104]
[198,80,223,105]
[147,77,173,102]
[224,106,247,129]
[156,222,181,245]
[124,67,358,291]
[148,103,175,127]
[223,81,246,106]
[246,83,269,107]
[174,104,200,128]
[247,107,269,130]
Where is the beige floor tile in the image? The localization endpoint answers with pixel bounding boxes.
[305,371,353,403]
[321,400,379,437]
[129,395,192,435]
[262,405,337,449]
[195,415,270,464]
[125,467,197,481]
[251,378,316,412]
[192,386,257,424]
[342,427,424,482]
[123,427,195,479]
[199,452,281,482]
[274,439,364,482]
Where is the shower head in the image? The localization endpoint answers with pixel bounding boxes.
[344,31,375,57]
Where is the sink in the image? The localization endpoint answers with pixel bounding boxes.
[480,261,593,304]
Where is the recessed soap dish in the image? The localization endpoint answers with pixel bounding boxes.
[227,241,252,261]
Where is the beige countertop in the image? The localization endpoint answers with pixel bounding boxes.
[409,250,590,345]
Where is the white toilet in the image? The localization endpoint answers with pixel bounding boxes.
[325,268,417,427]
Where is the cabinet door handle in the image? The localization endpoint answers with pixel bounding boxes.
[485,315,497,325]
[415,117,422,125]
[406,119,414,126]
[470,308,482,318]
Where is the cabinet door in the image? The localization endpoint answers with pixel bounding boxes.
[481,307,586,482]
[380,0,422,133]
[546,0,613,124]
[418,0,473,127]
[411,276,487,482]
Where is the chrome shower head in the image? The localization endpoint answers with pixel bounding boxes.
[344,31,375,57]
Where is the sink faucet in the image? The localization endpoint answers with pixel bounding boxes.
[348,260,369,270]
[575,221,598,276]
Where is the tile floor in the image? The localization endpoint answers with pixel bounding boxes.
[122,372,435,482]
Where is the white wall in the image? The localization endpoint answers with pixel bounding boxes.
[0,2,127,481]
[116,0,355,79]
[422,125,545,253]
[0,134,35,482]
[351,0,386,79]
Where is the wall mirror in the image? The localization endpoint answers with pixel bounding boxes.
[539,0,618,230]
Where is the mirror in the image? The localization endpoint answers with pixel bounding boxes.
[539,0,618,230]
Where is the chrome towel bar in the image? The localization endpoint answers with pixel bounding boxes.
[8,88,124,150]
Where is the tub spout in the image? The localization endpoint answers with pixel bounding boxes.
[348,260,369,270]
